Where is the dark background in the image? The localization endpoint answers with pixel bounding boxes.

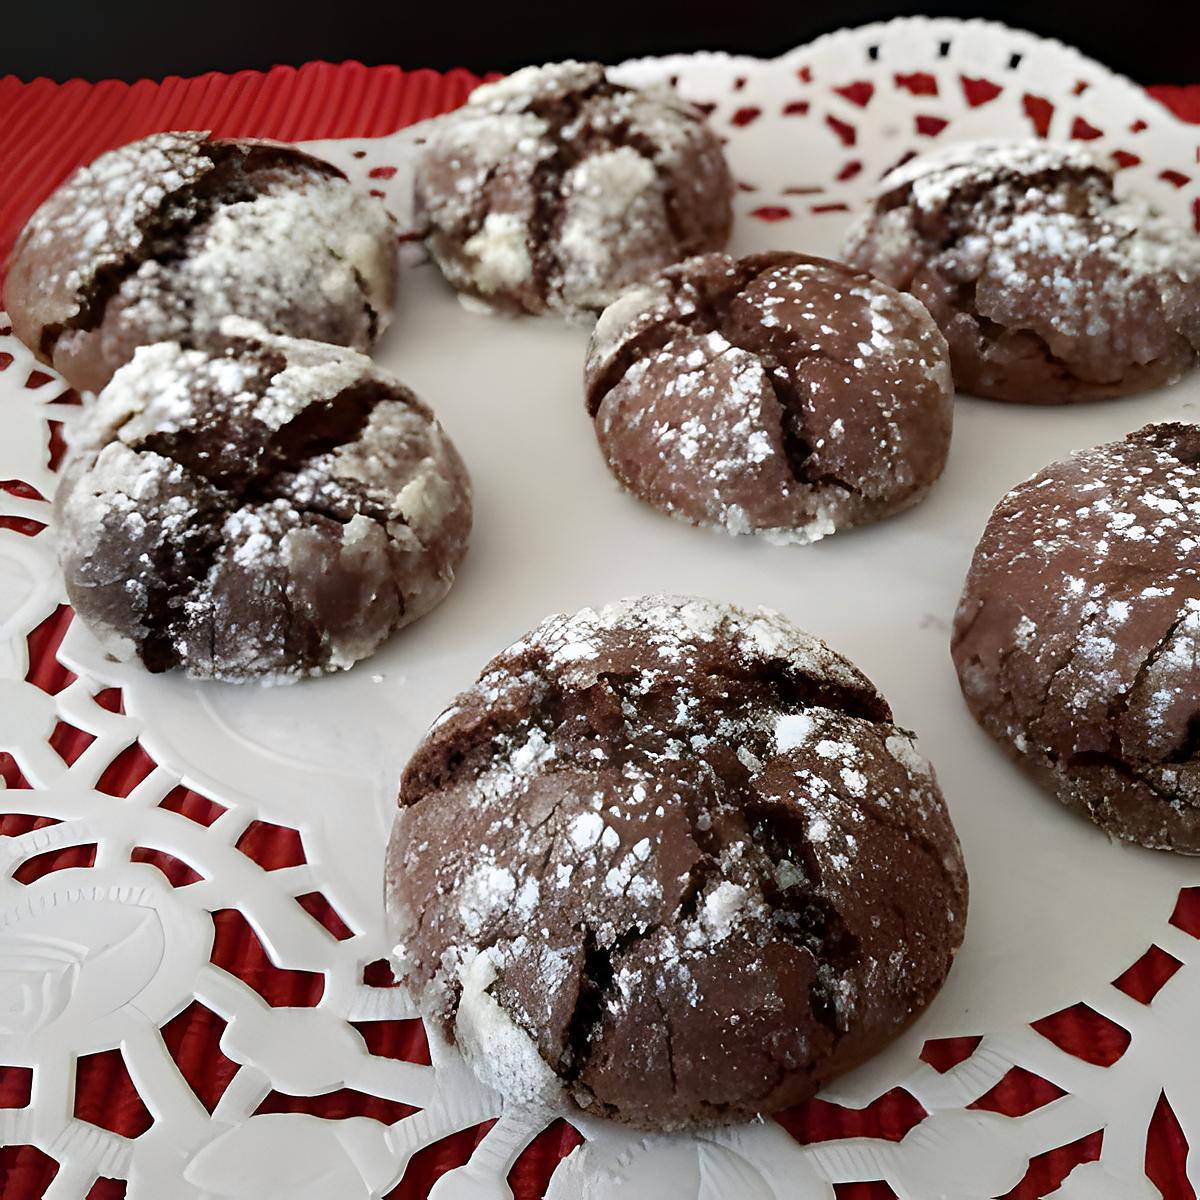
[6,0,1199,84]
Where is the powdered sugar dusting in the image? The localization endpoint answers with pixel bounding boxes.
[8,132,397,393]
[10,132,213,327]
[57,326,471,683]
[585,251,953,543]
[391,596,967,1127]
[449,948,565,1107]
[844,139,1200,402]
[877,139,1102,210]
[953,423,1200,850]
[775,712,816,750]
[415,61,732,316]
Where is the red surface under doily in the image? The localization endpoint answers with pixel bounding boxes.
[0,60,1198,1200]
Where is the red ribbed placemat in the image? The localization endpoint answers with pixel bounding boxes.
[1,60,1198,1200]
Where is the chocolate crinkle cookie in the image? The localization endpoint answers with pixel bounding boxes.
[386,596,967,1129]
[413,61,734,317]
[56,322,471,683]
[7,131,397,394]
[843,140,1200,403]
[584,252,954,543]
[953,423,1200,853]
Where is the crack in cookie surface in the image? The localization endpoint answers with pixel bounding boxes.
[584,252,954,543]
[387,596,967,1129]
[844,140,1200,403]
[414,62,733,316]
[953,423,1200,851]
[7,132,397,393]
[55,326,471,683]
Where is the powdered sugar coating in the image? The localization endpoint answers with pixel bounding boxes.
[585,252,954,543]
[843,139,1200,403]
[387,595,966,1129]
[56,323,471,683]
[413,62,733,317]
[953,423,1200,851]
[7,132,397,394]
[870,139,1102,210]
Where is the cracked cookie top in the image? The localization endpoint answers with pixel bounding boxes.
[584,252,954,544]
[386,595,967,1129]
[953,423,1200,852]
[842,140,1200,404]
[55,321,472,683]
[7,131,398,394]
[413,61,733,317]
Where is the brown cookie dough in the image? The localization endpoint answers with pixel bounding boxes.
[843,140,1200,403]
[584,252,954,543]
[386,596,967,1130]
[953,424,1200,852]
[7,132,397,394]
[56,322,471,683]
[413,61,733,317]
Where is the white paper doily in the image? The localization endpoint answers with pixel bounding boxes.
[3,17,1200,1200]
